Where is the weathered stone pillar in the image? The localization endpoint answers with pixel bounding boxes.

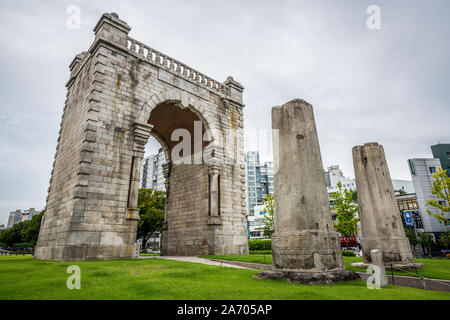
[208,164,221,217]
[207,164,223,253]
[352,142,413,264]
[160,160,171,255]
[127,122,153,220]
[254,99,357,284]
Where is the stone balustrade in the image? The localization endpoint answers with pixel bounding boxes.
[127,37,230,96]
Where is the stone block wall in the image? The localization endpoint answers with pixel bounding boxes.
[35,13,248,261]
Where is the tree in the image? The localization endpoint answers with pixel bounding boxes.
[330,182,360,249]
[0,211,44,247]
[426,167,450,226]
[262,194,274,239]
[396,187,407,196]
[440,233,450,248]
[419,232,434,258]
[137,188,166,249]
[350,189,358,204]
[0,225,23,247]
[400,212,419,252]
[21,211,43,244]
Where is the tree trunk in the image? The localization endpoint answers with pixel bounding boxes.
[142,234,149,249]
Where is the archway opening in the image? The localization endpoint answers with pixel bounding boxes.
[147,102,211,162]
[138,101,215,256]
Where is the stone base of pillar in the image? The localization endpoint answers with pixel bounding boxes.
[34,244,137,261]
[272,231,345,271]
[350,262,424,271]
[253,269,359,285]
[361,237,414,264]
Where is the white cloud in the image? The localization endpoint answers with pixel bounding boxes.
[0,0,449,224]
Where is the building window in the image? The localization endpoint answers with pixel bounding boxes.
[429,167,436,174]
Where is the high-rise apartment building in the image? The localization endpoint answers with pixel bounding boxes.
[6,208,39,228]
[324,165,414,196]
[324,165,356,195]
[140,148,166,191]
[245,151,274,215]
[431,143,450,173]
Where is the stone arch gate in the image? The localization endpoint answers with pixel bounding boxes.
[35,13,249,261]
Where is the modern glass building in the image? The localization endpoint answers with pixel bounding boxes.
[409,158,448,235]
[431,143,450,173]
[245,151,274,215]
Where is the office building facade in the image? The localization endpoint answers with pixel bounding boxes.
[246,151,274,215]
[408,158,449,235]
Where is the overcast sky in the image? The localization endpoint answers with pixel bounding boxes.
[1,0,449,225]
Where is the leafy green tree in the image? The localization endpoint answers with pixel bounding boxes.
[400,213,419,251]
[0,211,44,247]
[0,223,24,247]
[262,194,274,239]
[419,233,434,258]
[21,211,43,244]
[440,233,450,248]
[426,167,450,226]
[350,189,358,204]
[330,182,360,248]
[137,188,166,248]
[405,227,420,251]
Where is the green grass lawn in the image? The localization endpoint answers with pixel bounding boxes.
[202,255,450,281]
[0,256,449,300]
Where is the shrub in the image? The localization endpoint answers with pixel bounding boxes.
[12,243,34,248]
[248,240,271,251]
[250,250,272,255]
[342,250,356,257]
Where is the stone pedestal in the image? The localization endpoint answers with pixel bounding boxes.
[254,99,357,284]
[352,143,414,264]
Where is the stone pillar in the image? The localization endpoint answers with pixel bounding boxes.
[127,122,153,220]
[208,165,221,217]
[254,99,358,284]
[352,142,413,264]
[207,164,222,253]
[160,161,171,255]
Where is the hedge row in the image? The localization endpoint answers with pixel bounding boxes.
[341,250,356,257]
[248,240,271,251]
[0,243,34,249]
[249,250,272,255]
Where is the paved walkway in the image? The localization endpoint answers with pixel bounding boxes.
[139,255,251,269]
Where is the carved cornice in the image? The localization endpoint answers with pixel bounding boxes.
[133,122,153,154]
